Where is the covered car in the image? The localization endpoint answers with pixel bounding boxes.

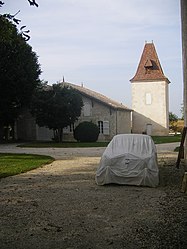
[95,134,159,187]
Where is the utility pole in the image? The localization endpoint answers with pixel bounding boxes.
[181,0,187,160]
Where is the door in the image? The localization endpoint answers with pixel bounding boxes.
[146,124,152,136]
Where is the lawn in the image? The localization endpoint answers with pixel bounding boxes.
[0,153,54,179]
[18,135,182,148]
[151,135,181,144]
[18,141,110,148]
[0,135,181,179]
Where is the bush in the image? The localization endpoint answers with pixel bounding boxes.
[74,121,99,142]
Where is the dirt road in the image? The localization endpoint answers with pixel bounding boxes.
[0,146,187,248]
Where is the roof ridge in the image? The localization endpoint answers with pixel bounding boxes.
[60,82,132,111]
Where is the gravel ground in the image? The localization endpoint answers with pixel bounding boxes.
[0,146,187,249]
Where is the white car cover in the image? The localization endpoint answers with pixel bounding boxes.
[95,134,159,187]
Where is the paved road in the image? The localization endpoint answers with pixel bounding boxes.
[0,142,180,159]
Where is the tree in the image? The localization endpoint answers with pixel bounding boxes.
[31,83,83,142]
[0,16,41,140]
[0,0,39,40]
[169,112,179,133]
[169,112,178,123]
[74,121,99,142]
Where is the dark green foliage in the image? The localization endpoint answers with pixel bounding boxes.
[0,16,41,139]
[169,112,179,132]
[169,112,178,122]
[31,83,83,142]
[74,121,99,142]
[0,1,39,40]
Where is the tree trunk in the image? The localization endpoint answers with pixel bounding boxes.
[11,121,15,140]
[58,128,63,142]
[0,125,4,141]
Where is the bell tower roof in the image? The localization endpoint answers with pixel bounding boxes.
[130,42,170,83]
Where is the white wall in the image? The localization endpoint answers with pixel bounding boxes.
[132,80,169,135]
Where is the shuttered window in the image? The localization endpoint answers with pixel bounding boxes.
[98,121,109,135]
[83,102,91,116]
[145,93,152,105]
[63,124,73,133]
[98,121,103,134]
[103,121,109,135]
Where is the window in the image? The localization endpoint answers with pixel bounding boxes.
[98,121,103,134]
[98,121,109,135]
[103,121,109,135]
[83,102,91,116]
[145,93,152,105]
[63,126,70,134]
[63,124,74,133]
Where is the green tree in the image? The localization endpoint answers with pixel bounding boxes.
[169,112,178,122]
[169,112,179,133]
[0,16,41,140]
[0,0,39,40]
[31,83,83,142]
[74,121,99,142]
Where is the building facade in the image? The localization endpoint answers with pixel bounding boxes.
[62,82,132,141]
[16,82,132,142]
[130,42,170,136]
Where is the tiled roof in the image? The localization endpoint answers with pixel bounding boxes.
[130,43,170,83]
[60,82,132,111]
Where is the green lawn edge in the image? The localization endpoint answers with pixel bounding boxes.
[0,153,54,179]
[17,135,181,148]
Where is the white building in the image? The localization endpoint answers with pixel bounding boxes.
[130,42,170,136]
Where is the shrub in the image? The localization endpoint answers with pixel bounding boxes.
[74,121,99,142]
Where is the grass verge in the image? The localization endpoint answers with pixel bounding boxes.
[151,135,181,144]
[0,153,54,179]
[18,141,109,148]
[18,135,181,148]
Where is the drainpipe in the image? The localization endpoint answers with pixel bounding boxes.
[116,110,118,135]
[181,0,187,160]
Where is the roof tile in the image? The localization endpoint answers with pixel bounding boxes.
[130,43,170,83]
[60,82,132,111]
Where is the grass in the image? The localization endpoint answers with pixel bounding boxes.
[18,135,182,148]
[18,141,110,148]
[0,153,54,179]
[0,135,181,179]
[151,135,181,144]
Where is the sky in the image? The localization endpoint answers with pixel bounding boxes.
[1,0,183,117]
